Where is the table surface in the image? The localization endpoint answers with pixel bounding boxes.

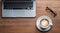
[0,0,60,33]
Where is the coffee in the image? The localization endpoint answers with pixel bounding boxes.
[40,19,49,28]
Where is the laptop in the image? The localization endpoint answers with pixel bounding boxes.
[2,0,36,17]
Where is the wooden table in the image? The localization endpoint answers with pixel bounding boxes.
[0,0,60,33]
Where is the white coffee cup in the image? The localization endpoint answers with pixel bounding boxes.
[36,16,53,31]
[40,19,49,28]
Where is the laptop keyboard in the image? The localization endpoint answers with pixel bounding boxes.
[4,0,33,10]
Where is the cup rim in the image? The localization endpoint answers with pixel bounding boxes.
[39,19,49,28]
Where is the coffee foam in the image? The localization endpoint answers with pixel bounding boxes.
[40,19,49,28]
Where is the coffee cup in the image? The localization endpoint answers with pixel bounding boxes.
[40,19,49,28]
[36,16,53,31]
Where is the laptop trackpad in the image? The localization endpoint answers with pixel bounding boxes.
[12,10,25,17]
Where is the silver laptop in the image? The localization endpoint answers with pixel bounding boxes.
[2,0,36,17]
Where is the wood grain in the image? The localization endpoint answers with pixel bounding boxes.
[0,0,60,33]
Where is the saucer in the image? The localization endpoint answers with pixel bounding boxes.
[36,16,53,32]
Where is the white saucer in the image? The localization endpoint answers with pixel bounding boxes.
[36,16,53,32]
